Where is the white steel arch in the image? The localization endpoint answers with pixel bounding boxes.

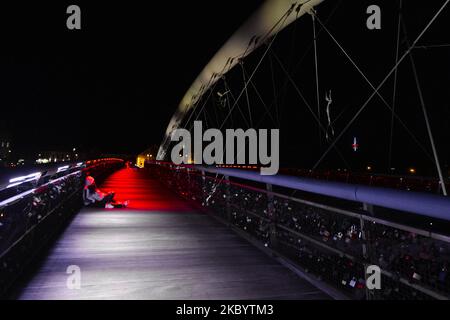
[158,0,325,160]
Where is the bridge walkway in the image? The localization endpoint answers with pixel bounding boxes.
[15,168,329,299]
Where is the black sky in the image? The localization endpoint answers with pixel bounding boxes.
[1,1,450,176]
[0,1,262,155]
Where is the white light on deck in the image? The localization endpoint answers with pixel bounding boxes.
[9,172,41,183]
[57,165,70,173]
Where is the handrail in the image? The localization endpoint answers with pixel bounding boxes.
[196,170,450,243]
[193,166,450,222]
[151,162,450,299]
[0,157,125,296]
[0,172,82,260]
[0,158,124,192]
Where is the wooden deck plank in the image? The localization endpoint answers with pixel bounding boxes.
[15,168,329,300]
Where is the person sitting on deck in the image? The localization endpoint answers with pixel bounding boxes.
[83,175,128,208]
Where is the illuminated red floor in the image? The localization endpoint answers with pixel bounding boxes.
[99,167,192,211]
[15,167,330,300]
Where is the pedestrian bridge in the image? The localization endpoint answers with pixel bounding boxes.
[1,159,450,300]
[6,167,329,300]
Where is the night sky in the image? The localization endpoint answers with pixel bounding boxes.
[1,1,449,176]
[0,1,261,155]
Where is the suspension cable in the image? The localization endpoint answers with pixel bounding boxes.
[268,53,281,126]
[311,11,415,131]
[223,77,251,128]
[388,0,403,171]
[240,61,254,127]
[223,79,235,128]
[211,94,221,127]
[187,72,252,132]
[184,75,221,129]
[241,63,278,125]
[312,12,322,149]
[218,6,293,130]
[401,19,448,196]
[271,50,351,170]
[312,0,450,170]
[277,0,344,114]
[414,43,450,49]
[184,52,245,130]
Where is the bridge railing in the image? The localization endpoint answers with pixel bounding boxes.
[0,158,124,296]
[149,162,450,300]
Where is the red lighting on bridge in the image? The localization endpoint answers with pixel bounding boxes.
[100,168,192,211]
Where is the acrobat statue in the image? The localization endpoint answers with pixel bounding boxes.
[325,90,334,141]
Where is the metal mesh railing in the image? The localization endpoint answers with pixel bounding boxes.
[151,163,450,300]
[0,158,124,296]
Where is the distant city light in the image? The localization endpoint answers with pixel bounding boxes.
[409,168,416,174]
[36,158,50,164]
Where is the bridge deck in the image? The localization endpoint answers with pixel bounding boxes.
[16,168,329,300]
